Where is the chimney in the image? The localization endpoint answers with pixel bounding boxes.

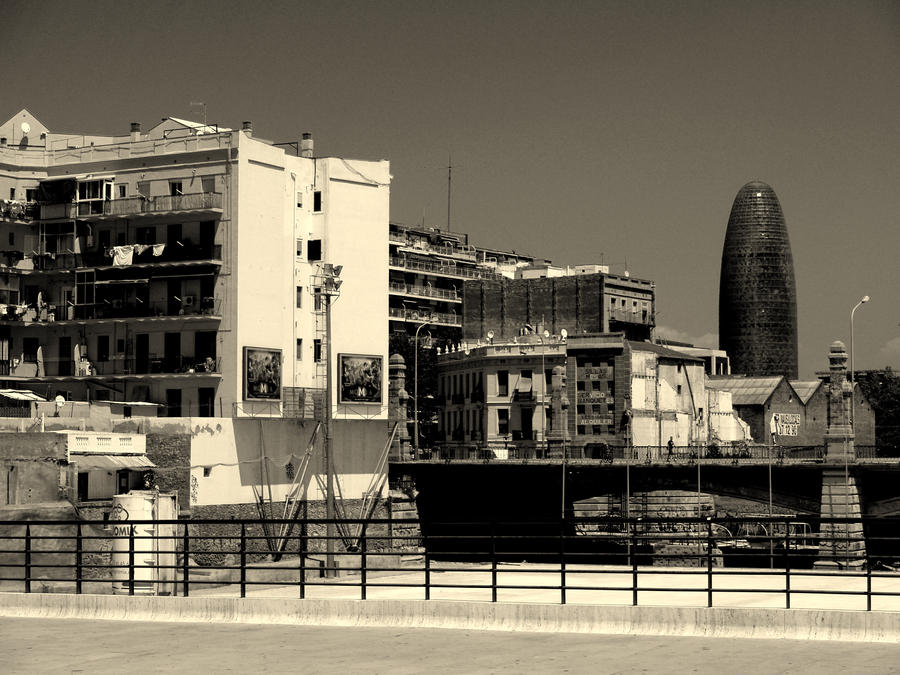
[300,132,314,158]
[130,122,141,142]
[242,121,253,137]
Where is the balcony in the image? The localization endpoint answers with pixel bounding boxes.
[3,355,221,379]
[511,430,538,442]
[74,297,221,322]
[39,192,223,221]
[388,307,461,327]
[389,282,460,302]
[389,256,502,281]
[607,307,654,326]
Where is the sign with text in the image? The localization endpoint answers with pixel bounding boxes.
[771,412,800,437]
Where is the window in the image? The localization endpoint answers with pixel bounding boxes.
[170,181,183,196]
[296,286,303,309]
[165,388,182,417]
[296,191,303,208]
[498,409,509,435]
[307,239,322,261]
[23,337,38,363]
[136,226,156,245]
[677,384,682,395]
[313,191,322,212]
[497,370,508,397]
[9,188,14,200]
[296,339,303,360]
[116,338,125,354]
[97,335,109,362]
[198,387,215,417]
[117,184,126,198]
[201,176,216,193]
[313,287,323,311]
[296,238,303,257]
[8,232,13,247]
[313,339,322,362]
[25,188,36,202]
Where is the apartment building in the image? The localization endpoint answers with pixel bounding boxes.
[388,222,536,342]
[0,109,390,421]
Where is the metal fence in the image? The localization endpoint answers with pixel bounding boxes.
[1,516,899,610]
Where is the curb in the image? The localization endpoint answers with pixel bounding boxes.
[0,593,898,642]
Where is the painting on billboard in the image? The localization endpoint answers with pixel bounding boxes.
[244,347,282,400]
[338,354,383,404]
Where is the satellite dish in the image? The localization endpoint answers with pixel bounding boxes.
[21,122,31,135]
[543,329,550,339]
[487,330,494,340]
[560,328,568,339]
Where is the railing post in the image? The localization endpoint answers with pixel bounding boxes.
[239,523,247,599]
[75,522,83,595]
[424,549,431,601]
[706,517,714,608]
[632,518,640,606]
[24,524,31,594]
[182,523,190,598]
[490,521,498,603]
[299,526,307,600]
[128,525,135,596]
[560,518,567,605]
[783,523,791,609]
[864,521,872,612]
[360,524,367,601]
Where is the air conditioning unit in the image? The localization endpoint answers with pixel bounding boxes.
[183,295,196,307]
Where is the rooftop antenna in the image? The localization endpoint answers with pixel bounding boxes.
[190,101,207,126]
[447,152,452,233]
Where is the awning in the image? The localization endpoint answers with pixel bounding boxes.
[70,454,156,470]
[0,389,46,401]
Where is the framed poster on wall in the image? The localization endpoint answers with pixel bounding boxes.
[243,347,282,400]
[338,354,383,404]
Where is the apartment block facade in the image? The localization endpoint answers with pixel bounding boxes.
[0,109,390,421]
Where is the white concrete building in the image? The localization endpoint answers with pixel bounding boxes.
[0,109,390,422]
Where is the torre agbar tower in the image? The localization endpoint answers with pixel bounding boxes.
[719,181,798,379]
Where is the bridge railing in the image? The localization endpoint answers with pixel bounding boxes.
[1,515,899,611]
[409,444,832,464]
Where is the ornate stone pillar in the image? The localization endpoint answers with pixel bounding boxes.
[817,341,866,568]
[388,354,411,458]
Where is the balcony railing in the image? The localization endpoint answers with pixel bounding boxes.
[389,256,502,280]
[389,282,460,302]
[3,355,221,378]
[75,298,222,321]
[388,307,461,326]
[608,308,654,325]
[513,389,536,402]
[39,192,223,220]
[394,238,479,262]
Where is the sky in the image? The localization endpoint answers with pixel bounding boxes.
[3,0,898,378]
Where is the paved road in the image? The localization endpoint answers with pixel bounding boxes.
[3,617,899,674]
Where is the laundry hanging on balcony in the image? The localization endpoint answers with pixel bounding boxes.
[152,243,166,256]
[110,245,135,266]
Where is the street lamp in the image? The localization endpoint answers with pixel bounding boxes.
[413,317,431,455]
[314,263,342,577]
[849,295,869,429]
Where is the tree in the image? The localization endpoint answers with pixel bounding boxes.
[856,368,900,456]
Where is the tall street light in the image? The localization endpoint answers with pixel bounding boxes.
[318,263,342,577]
[413,316,431,456]
[849,295,870,429]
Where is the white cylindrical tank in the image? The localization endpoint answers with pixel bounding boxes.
[111,490,178,596]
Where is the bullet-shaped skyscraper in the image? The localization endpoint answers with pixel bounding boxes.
[719,181,798,378]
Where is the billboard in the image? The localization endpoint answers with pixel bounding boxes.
[244,347,282,400]
[338,354,383,404]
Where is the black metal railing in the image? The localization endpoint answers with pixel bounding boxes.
[1,516,898,610]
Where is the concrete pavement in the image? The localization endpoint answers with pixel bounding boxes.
[3,617,900,674]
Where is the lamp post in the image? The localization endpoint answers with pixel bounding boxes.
[849,295,869,429]
[413,317,431,455]
[317,263,342,577]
